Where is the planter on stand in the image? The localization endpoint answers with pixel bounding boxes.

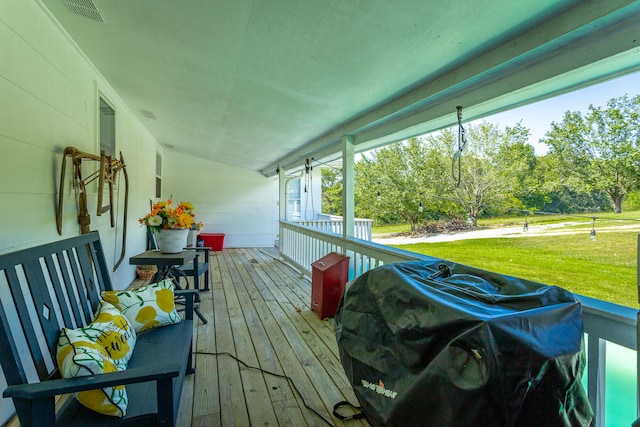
[154,228,189,253]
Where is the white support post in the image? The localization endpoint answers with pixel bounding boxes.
[587,336,606,427]
[278,166,286,222]
[637,235,640,423]
[342,135,355,240]
[277,166,286,251]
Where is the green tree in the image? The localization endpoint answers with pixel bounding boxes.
[355,137,462,229]
[494,122,538,211]
[533,153,610,213]
[355,141,423,230]
[419,130,461,218]
[541,95,640,213]
[451,122,534,225]
[354,122,536,228]
[321,168,343,215]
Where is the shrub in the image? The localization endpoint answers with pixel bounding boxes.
[410,218,474,236]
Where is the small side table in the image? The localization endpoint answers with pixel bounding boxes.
[129,249,207,323]
[129,250,196,284]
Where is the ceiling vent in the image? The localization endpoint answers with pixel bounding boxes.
[139,109,158,120]
[62,0,107,24]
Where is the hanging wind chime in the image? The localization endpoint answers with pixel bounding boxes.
[452,106,468,187]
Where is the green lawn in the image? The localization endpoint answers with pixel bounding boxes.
[372,211,640,235]
[372,223,412,234]
[390,231,638,307]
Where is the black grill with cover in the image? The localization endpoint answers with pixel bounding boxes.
[335,258,593,427]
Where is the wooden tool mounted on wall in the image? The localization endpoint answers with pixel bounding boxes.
[56,147,129,270]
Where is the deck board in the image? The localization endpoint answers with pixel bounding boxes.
[168,247,368,427]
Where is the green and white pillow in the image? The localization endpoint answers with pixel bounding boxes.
[101,279,181,332]
[56,301,136,417]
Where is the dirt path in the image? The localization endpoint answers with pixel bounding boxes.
[372,222,640,245]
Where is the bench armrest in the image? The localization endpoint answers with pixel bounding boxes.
[4,362,182,400]
[174,288,197,321]
[174,289,198,297]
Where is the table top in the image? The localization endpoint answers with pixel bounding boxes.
[129,249,197,266]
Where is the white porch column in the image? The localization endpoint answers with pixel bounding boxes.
[342,135,355,239]
[278,166,286,221]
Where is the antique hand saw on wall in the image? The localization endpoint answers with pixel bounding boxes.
[56,147,129,270]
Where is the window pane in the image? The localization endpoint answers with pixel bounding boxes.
[156,152,162,176]
[99,98,115,157]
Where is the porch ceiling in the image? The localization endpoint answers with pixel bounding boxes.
[39,0,640,176]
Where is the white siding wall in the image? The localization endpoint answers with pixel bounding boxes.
[164,151,276,248]
[0,0,158,276]
[0,1,156,421]
[0,1,275,422]
[0,0,275,424]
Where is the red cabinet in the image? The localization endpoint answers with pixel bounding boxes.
[200,233,225,251]
[311,252,350,320]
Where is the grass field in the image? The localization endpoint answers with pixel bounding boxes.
[373,210,640,235]
[377,214,640,307]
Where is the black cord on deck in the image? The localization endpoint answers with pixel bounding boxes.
[195,351,348,426]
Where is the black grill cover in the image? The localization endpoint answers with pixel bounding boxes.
[335,259,593,427]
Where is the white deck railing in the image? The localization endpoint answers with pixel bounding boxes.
[293,218,373,241]
[278,220,638,427]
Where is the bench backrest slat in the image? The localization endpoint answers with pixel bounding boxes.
[24,258,68,369]
[23,260,63,378]
[3,265,49,381]
[78,247,102,309]
[0,301,25,386]
[0,232,113,386]
[64,248,95,321]
[54,249,92,325]
[43,254,75,327]
[88,237,113,293]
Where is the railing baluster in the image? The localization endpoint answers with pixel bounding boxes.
[292,218,373,241]
[587,335,606,427]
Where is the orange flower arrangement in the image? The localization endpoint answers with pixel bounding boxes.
[139,199,196,231]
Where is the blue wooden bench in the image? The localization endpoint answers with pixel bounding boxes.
[0,231,196,426]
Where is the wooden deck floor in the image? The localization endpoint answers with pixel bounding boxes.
[166,247,369,427]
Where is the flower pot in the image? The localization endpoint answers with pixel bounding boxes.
[187,228,198,247]
[154,228,189,253]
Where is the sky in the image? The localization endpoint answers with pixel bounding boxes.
[479,71,640,155]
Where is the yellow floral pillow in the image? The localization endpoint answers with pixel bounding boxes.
[101,279,181,332]
[56,301,137,417]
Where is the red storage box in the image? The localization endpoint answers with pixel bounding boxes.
[311,252,349,319]
[200,233,225,251]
